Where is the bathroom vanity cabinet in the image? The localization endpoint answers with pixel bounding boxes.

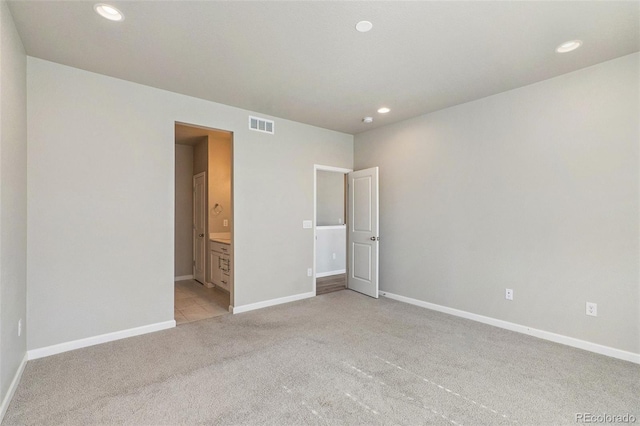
[209,241,230,291]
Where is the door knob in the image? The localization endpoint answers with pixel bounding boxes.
[199,233,204,237]
[370,236,379,241]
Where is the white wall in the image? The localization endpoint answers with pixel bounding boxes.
[316,170,344,226]
[316,226,346,276]
[174,144,193,278]
[26,58,353,351]
[0,0,27,415]
[355,53,639,355]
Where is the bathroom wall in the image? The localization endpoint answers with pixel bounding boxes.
[208,131,232,234]
[193,137,207,175]
[174,144,193,278]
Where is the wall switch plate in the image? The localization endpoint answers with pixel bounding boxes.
[303,220,312,229]
[18,319,22,337]
[332,253,336,260]
[223,219,228,227]
[307,268,313,277]
[586,302,597,316]
[505,288,513,300]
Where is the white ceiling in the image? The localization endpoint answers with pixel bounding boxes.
[8,1,639,135]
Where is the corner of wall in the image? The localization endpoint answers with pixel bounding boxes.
[0,0,28,420]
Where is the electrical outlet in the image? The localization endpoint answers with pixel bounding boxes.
[586,302,597,317]
[338,218,343,224]
[505,288,513,300]
[18,319,22,337]
[307,268,312,277]
[223,219,228,227]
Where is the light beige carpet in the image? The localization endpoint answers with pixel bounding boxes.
[5,290,639,425]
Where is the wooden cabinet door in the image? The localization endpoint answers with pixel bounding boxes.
[209,250,222,285]
[219,272,230,291]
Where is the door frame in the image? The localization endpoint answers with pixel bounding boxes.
[175,121,235,311]
[313,164,353,295]
[192,171,207,284]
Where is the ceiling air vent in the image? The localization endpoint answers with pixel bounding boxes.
[249,116,275,134]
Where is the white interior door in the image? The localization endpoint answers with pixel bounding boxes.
[347,167,379,298]
[193,172,206,284]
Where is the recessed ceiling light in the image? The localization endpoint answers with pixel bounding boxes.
[362,117,373,124]
[556,40,582,53]
[355,21,373,33]
[377,107,390,114]
[94,3,124,21]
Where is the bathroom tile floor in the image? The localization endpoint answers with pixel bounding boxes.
[174,279,230,325]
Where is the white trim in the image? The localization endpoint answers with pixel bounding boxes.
[232,291,314,314]
[316,225,347,230]
[0,354,27,423]
[193,171,207,284]
[316,269,347,278]
[314,164,353,174]
[27,320,176,360]
[313,164,352,296]
[174,275,194,281]
[380,291,640,364]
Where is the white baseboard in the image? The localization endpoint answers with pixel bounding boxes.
[0,353,27,423]
[233,291,315,314]
[380,291,640,365]
[316,269,346,278]
[174,275,194,281]
[27,320,176,360]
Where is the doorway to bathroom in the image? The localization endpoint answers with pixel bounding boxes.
[174,122,234,324]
